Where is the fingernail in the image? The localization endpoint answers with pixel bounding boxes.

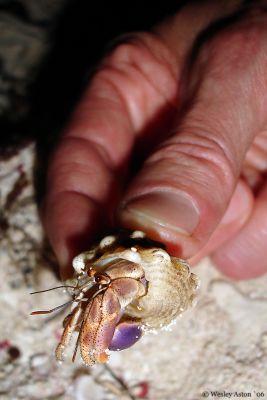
[121,191,200,235]
[220,181,252,226]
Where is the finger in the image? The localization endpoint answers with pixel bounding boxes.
[118,23,267,258]
[44,2,251,276]
[43,34,179,278]
[242,129,267,190]
[212,182,267,279]
[189,179,254,265]
[43,190,107,280]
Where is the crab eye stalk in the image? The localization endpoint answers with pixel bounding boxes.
[94,273,111,285]
[87,266,96,278]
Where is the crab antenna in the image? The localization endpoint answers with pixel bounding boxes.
[30,300,73,315]
[30,285,76,295]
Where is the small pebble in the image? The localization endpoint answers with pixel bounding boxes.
[8,346,21,360]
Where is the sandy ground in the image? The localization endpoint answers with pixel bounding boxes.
[0,143,267,400]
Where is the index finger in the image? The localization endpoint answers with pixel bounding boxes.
[43,34,178,279]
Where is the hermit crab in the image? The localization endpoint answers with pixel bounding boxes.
[31,230,199,366]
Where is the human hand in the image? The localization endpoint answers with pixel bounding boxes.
[43,1,267,280]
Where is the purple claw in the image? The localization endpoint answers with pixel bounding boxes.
[109,320,142,351]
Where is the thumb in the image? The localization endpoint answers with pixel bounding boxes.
[118,24,267,258]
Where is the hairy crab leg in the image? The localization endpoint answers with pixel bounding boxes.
[79,288,121,365]
[55,304,83,361]
[71,285,109,362]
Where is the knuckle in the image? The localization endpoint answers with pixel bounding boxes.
[102,33,178,96]
[147,132,236,195]
[106,39,144,65]
[187,20,267,136]
[105,32,175,67]
[48,137,113,199]
[204,18,267,73]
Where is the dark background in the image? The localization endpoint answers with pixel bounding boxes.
[0,0,185,150]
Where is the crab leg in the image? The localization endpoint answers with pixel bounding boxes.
[79,288,121,365]
[55,304,83,361]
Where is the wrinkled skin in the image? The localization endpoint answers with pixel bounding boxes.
[43,1,267,280]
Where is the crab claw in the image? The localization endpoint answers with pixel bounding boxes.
[109,319,142,351]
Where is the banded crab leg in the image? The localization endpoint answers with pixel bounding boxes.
[55,304,83,361]
[55,283,107,362]
[79,288,120,365]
